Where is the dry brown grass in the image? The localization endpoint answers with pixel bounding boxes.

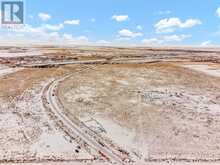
[0,67,68,98]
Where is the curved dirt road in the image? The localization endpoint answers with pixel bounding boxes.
[43,73,126,165]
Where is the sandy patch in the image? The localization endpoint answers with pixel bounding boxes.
[183,64,220,77]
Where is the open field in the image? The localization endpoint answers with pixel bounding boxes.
[0,46,220,164]
[58,62,220,161]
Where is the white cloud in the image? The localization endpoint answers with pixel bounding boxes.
[154,17,202,33]
[77,36,89,42]
[90,18,96,22]
[28,15,34,19]
[47,32,60,41]
[13,24,64,33]
[64,19,80,25]
[162,34,190,42]
[136,25,143,30]
[62,34,73,40]
[0,23,90,45]
[142,34,190,45]
[96,40,111,44]
[157,10,171,15]
[201,40,212,46]
[49,32,59,38]
[216,7,220,17]
[44,24,64,31]
[142,38,163,45]
[63,33,89,44]
[118,29,142,39]
[112,15,129,22]
[0,24,61,44]
[12,24,45,34]
[38,12,51,21]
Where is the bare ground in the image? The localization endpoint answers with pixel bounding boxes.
[1,46,220,164]
[58,62,220,162]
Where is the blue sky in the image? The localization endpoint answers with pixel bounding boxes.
[1,0,220,46]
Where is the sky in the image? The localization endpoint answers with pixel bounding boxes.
[0,0,220,46]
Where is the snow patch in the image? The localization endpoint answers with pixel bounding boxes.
[0,65,22,77]
[0,80,92,160]
[90,116,149,159]
[0,48,42,57]
[183,64,220,77]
